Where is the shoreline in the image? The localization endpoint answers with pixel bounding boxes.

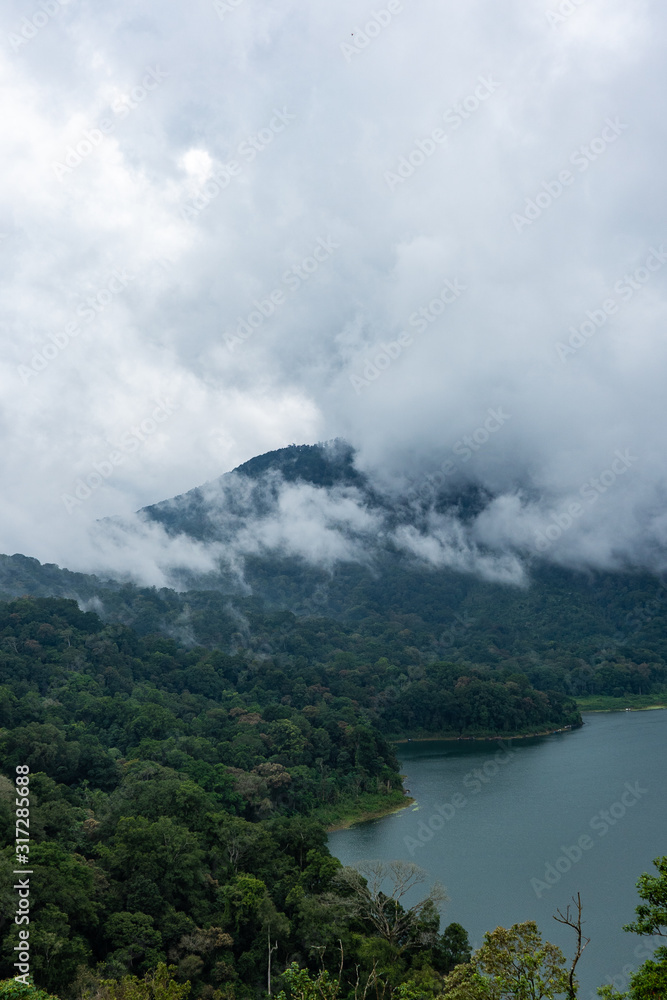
[327,726,578,829]
[392,723,578,745]
[580,705,666,714]
[327,710,665,830]
[325,796,416,832]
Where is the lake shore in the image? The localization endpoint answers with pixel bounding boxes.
[327,711,667,1000]
[392,723,578,745]
[316,789,416,832]
[325,708,664,829]
[576,693,667,713]
[581,705,666,713]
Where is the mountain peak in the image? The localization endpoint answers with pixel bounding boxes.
[231,439,362,488]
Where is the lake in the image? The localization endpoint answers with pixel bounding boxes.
[328,711,667,998]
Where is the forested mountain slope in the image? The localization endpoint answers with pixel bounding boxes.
[0,596,568,995]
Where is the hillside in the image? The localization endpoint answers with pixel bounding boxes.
[0,446,665,998]
[0,442,666,704]
[0,596,575,995]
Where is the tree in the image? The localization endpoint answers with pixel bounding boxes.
[103,912,164,973]
[622,856,667,939]
[438,962,495,1000]
[98,816,205,913]
[0,981,63,1000]
[91,963,190,1000]
[553,894,589,1000]
[440,921,571,1000]
[275,963,340,1000]
[335,861,447,954]
[598,856,667,999]
[433,922,472,974]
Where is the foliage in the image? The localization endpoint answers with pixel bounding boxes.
[334,862,446,953]
[275,963,340,1000]
[85,964,190,1000]
[432,923,471,975]
[440,922,570,999]
[601,855,667,999]
[0,980,62,1000]
[0,590,658,1000]
[622,856,667,939]
[0,598,472,999]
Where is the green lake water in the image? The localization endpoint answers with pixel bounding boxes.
[328,711,667,998]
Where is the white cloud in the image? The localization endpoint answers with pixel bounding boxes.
[0,0,665,581]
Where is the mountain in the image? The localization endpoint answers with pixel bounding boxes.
[134,438,493,544]
[136,440,370,543]
[0,441,666,704]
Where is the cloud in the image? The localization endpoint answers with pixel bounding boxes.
[0,0,665,583]
[232,482,383,567]
[392,516,528,586]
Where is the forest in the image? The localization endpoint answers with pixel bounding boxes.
[0,597,663,999]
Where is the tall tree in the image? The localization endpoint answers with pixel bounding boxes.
[335,861,447,954]
[439,921,571,1000]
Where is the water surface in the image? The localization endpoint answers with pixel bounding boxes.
[329,712,667,998]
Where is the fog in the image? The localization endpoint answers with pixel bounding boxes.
[1,0,665,586]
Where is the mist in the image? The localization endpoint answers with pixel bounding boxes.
[1,0,666,586]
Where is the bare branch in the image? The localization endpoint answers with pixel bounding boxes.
[335,860,447,954]
[553,892,590,1000]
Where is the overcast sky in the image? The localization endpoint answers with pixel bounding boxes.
[1,0,666,582]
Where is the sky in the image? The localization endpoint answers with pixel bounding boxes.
[1,0,666,584]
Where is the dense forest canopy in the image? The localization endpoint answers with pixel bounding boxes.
[0,449,665,998]
[0,595,582,996]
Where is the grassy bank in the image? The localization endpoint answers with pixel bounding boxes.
[314,788,414,831]
[391,722,579,743]
[576,693,667,712]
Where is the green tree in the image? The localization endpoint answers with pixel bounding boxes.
[0,981,62,1000]
[438,962,494,1000]
[598,856,667,999]
[98,816,205,914]
[103,913,164,974]
[440,922,571,1000]
[433,923,472,974]
[622,856,667,939]
[276,963,340,1000]
[94,963,190,1000]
